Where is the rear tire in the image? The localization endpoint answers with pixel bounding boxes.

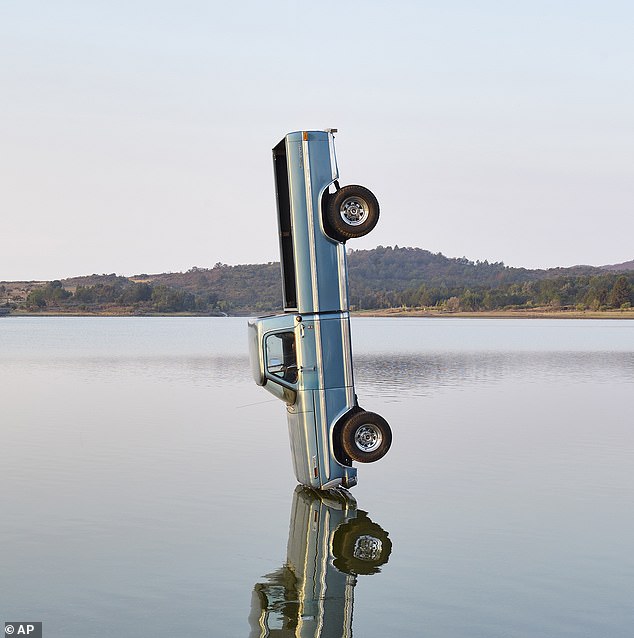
[340,410,391,463]
[324,185,380,241]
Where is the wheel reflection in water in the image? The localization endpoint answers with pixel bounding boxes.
[249,486,392,637]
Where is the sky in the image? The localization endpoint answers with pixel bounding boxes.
[1,0,633,281]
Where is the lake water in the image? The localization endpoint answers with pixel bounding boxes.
[1,317,633,637]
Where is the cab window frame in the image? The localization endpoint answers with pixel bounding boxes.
[264,330,298,388]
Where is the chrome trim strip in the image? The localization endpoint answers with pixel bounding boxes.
[328,132,339,181]
[320,391,330,480]
[343,574,355,637]
[296,504,313,635]
[316,509,330,637]
[341,313,355,406]
[313,319,330,480]
[337,243,348,311]
[314,315,325,388]
[302,137,320,313]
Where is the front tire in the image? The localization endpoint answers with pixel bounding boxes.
[332,513,392,575]
[324,185,380,241]
[340,410,392,463]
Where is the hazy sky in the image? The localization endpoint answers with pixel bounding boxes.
[1,1,633,280]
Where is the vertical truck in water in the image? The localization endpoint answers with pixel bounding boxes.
[248,130,391,490]
[249,486,391,636]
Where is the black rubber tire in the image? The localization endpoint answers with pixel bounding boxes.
[340,410,392,463]
[324,185,380,241]
[332,514,392,575]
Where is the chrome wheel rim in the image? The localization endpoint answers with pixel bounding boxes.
[354,424,382,453]
[339,196,369,226]
[353,535,383,561]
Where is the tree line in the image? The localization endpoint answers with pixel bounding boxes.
[11,246,634,314]
[24,280,221,314]
[351,273,633,311]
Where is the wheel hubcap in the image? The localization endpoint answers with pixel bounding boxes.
[353,535,383,561]
[354,424,382,453]
[340,196,369,226]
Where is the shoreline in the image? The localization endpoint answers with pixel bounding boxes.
[2,309,634,319]
[353,308,634,320]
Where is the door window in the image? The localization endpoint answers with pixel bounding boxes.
[266,332,298,384]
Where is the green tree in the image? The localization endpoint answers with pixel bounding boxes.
[26,282,71,309]
[119,283,152,304]
[26,288,47,309]
[460,289,483,311]
[609,276,632,308]
[74,286,96,303]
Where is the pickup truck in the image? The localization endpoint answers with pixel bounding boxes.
[249,486,391,636]
[248,130,391,490]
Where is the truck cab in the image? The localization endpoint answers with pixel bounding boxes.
[248,130,391,490]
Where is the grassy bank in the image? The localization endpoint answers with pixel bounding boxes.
[354,307,634,319]
[4,307,634,319]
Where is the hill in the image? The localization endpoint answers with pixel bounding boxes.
[1,247,633,315]
[600,259,634,272]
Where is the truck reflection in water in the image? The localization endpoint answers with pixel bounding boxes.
[249,486,391,637]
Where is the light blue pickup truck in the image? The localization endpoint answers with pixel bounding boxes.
[249,486,391,636]
[248,130,391,490]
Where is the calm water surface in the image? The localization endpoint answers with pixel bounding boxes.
[1,317,633,637]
